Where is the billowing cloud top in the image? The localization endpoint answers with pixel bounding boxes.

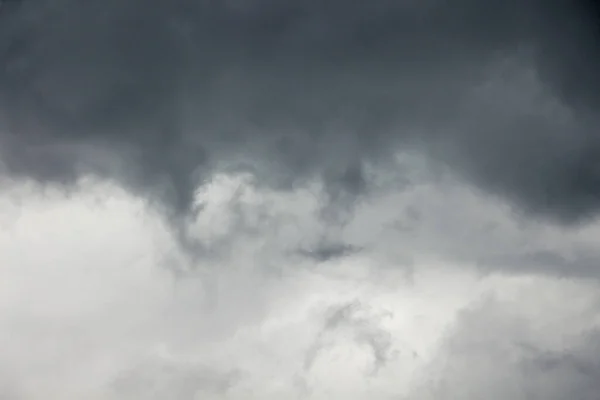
[1,0,600,223]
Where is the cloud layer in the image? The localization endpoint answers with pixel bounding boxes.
[2,2,600,398]
[1,0,600,223]
[2,178,600,399]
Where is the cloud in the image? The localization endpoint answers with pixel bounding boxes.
[109,356,241,399]
[2,4,600,396]
[303,300,397,376]
[3,178,600,398]
[1,0,599,225]
[411,277,600,399]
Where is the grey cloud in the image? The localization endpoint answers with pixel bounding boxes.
[328,165,600,279]
[296,241,363,263]
[412,293,600,400]
[475,248,600,279]
[4,176,600,398]
[110,357,242,399]
[0,374,23,400]
[0,0,600,225]
[168,158,600,280]
[518,340,600,384]
[303,300,398,376]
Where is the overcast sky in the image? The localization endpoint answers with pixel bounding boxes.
[1,0,600,399]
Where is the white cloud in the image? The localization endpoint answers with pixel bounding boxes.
[1,172,600,399]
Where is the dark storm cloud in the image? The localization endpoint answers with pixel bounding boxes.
[1,0,600,222]
[296,241,362,263]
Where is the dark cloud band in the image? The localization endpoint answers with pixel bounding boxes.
[1,0,599,223]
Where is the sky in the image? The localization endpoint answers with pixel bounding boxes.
[1,0,600,398]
